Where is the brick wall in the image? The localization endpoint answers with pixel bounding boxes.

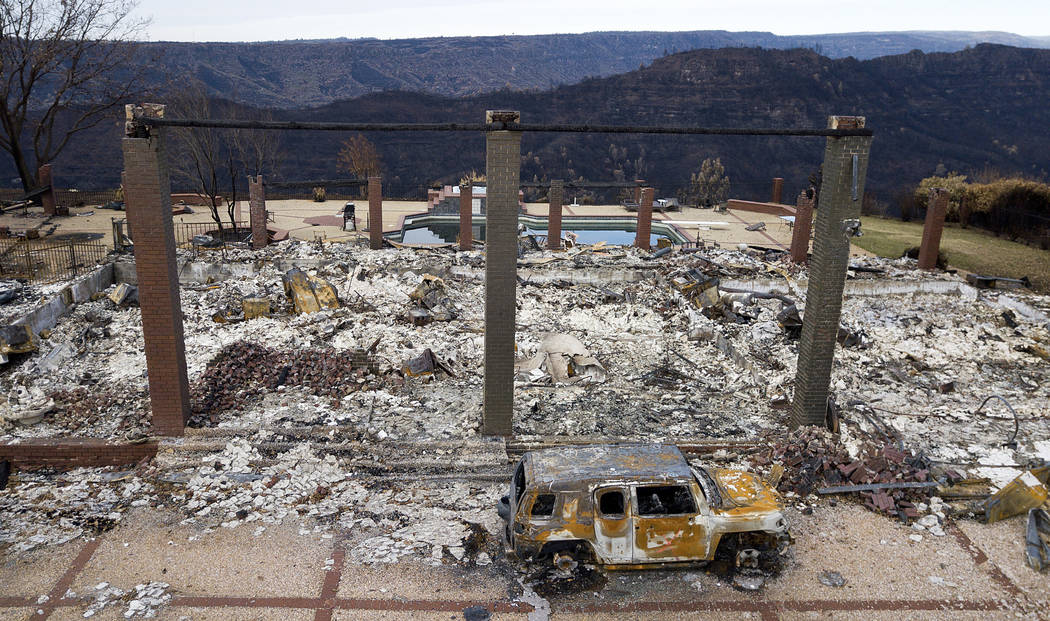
[483,111,521,436]
[368,177,383,250]
[791,116,872,428]
[634,188,655,250]
[0,439,158,469]
[459,182,473,251]
[727,199,796,217]
[790,190,815,264]
[249,175,268,249]
[918,188,949,270]
[548,180,564,251]
[38,164,56,216]
[122,103,192,436]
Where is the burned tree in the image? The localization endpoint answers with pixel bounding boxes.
[0,0,149,192]
[337,133,383,196]
[685,157,730,208]
[169,81,279,237]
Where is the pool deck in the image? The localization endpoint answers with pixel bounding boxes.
[1,199,803,251]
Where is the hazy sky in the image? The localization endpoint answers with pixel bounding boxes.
[133,0,1049,42]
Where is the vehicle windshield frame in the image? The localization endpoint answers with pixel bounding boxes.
[691,466,722,508]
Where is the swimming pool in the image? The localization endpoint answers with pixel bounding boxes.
[389,215,688,246]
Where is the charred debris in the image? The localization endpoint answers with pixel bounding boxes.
[1,237,1049,586]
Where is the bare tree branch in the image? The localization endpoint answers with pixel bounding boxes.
[0,0,150,191]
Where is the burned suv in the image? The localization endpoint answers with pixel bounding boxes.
[498,444,789,571]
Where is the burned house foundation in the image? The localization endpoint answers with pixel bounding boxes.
[1,109,1048,617]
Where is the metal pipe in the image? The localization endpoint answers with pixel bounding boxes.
[137,115,873,137]
[974,395,1020,447]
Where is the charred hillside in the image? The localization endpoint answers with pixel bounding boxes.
[16,45,1050,203]
[140,30,1047,108]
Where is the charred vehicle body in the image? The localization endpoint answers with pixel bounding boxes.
[498,444,790,571]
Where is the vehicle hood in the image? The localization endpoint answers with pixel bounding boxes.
[710,468,782,512]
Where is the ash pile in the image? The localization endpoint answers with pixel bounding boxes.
[0,237,1048,577]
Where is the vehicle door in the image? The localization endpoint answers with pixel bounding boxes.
[591,485,632,563]
[631,482,709,562]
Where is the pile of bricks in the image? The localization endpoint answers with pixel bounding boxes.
[753,427,935,520]
[190,341,378,423]
[49,387,149,433]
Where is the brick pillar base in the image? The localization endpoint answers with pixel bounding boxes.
[368,177,383,250]
[249,175,268,249]
[791,116,871,428]
[918,188,948,270]
[483,110,521,436]
[771,177,784,204]
[790,190,815,264]
[122,104,191,436]
[459,182,473,250]
[634,187,654,250]
[38,164,56,216]
[548,180,564,250]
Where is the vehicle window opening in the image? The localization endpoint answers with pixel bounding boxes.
[514,463,526,503]
[598,490,625,516]
[637,485,697,515]
[532,494,556,517]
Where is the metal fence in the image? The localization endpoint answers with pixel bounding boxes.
[0,237,110,283]
[172,220,251,246]
[0,187,120,208]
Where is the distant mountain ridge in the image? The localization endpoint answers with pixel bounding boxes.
[143,30,1049,107]
[12,43,1050,215]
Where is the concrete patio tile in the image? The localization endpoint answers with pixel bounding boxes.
[336,558,511,601]
[763,505,1007,601]
[72,511,330,598]
[0,541,82,598]
[956,518,1050,607]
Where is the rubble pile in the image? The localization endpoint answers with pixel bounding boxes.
[189,341,379,424]
[48,386,150,436]
[753,427,939,519]
[1,238,1049,581]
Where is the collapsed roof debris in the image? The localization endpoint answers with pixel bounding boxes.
[1,239,1048,591]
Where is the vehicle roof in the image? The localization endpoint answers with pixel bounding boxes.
[525,444,693,489]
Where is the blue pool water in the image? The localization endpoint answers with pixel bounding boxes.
[398,223,669,246]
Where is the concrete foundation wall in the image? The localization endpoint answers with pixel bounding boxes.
[12,264,115,336]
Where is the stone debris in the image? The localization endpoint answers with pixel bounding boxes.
[752,427,940,520]
[2,385,54,425]
[124,581,171,618]
[818,570,847,587]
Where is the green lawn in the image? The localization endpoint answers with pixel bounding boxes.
[852,216,1050,292]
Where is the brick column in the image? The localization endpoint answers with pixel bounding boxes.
[791,116,871,428]
[633,179,645,204]
[37,164,56,216]
[790,190,815,264]
[122,104,191,436]
[249,175,268,249]
[428,189,440,207]
[918,188,948,270]
[771,177,784,204]
[368,176,383,250]
[459,182,473,251]
[483,110,521,436]
[547,180,564,251]
[634,187,654,250]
